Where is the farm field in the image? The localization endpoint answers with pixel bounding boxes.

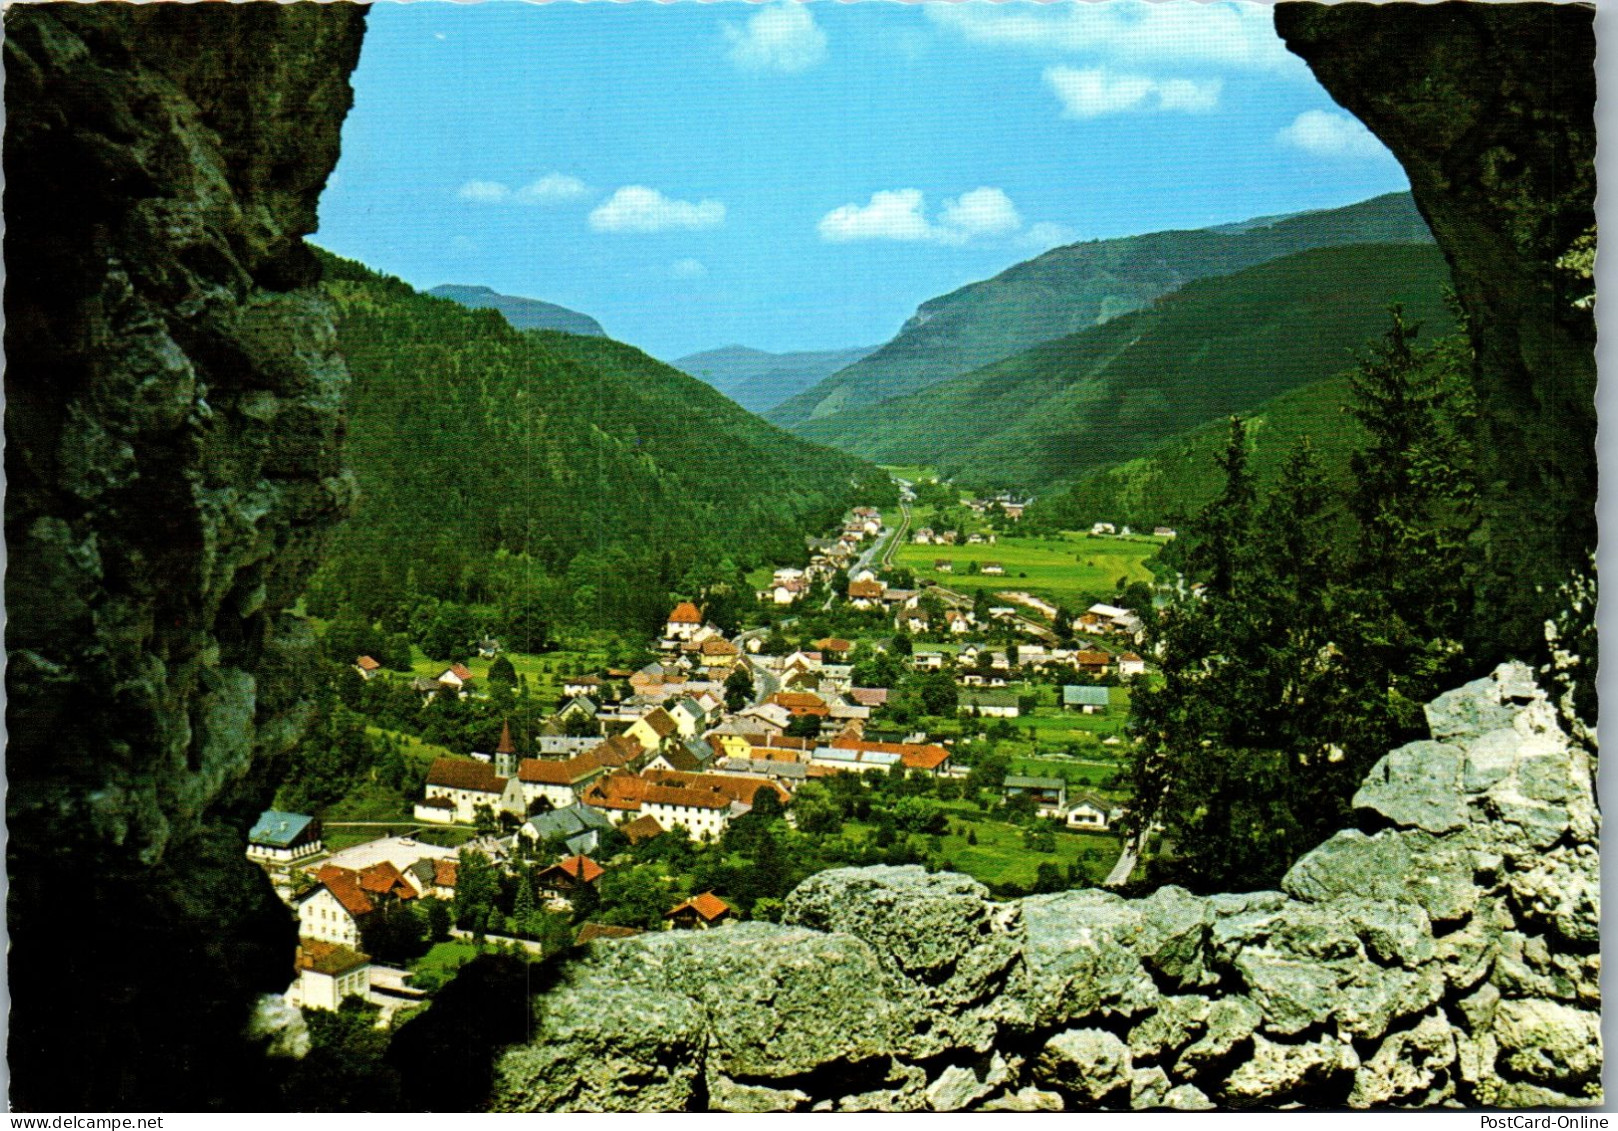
[934,801,1119,888]
[896,532,1161,607]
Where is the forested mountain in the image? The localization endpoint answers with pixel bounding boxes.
[768,191,1432,430]
[672,343,879,414]
[793,243,1455,492]
[307,251,889,634]
[426,283,606,336]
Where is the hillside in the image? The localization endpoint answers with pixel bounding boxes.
[310,252,889,631]
[1047,371,1364,530]
[673,343,879,414]
[768,191,1432,429]
[793,243,1455,492]
[426,283,606,336]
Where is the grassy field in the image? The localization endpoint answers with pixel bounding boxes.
[933,801,1119,887]
[406,639,622,702]
[896,531,1160,607]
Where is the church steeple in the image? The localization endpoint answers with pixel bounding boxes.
[494,719,518,778]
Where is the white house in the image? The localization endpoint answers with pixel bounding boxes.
[290,941,371,1011]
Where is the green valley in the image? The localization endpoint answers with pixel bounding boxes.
[306,250,892,634]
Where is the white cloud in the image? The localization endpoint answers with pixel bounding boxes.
[1276,110,1390,159]
[927,1,1301,74]
[818,186,1039,246]
[589,186,726,233]
[819,189,936,243]
[670,258,708,279]
[724,3,827,74]
[939,187,1023,241]
[515,173,591,204]
[456,180,511,203]
[1045,66,1220,118]
[1017,221,1079,250]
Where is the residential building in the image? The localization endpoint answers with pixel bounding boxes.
[665,891,734,930]
[665,601,704,640]
[354,656,381,680]
[1003,775,1067,815]
[296,862,418,948]
[962,689,1021,718]
[1064,792,1112,832]
[290,940,371,1012]
[246,811,323,865]
[829,736,951,774]
[1117,653,1147,678]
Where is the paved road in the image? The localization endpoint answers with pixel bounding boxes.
[733,626,782,705]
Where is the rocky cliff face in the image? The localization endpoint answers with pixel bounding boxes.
[4,3,366,1109]
[485,665,1600,1110]
[1274,2,1598,657]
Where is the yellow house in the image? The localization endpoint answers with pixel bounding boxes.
[625,707,679,754]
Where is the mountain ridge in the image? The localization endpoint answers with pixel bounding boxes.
[427,282,607,337]
[768,191,1433,431]
[672,342,880,414]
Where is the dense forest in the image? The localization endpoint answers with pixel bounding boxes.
[1123,308,1497,891]
[304,250,892,639]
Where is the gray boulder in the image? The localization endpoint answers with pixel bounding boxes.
[1013,889,1158,1029]
[1221,1033,1359,1104]
[1353,740,1468,833]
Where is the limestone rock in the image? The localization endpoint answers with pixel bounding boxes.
[925,1053,1014,1112]
[1164,1083,1217,1111]
[1130,1066,1171,1109]
[1222,1033,1359,1104]
[707,1077,811,1113]
[1348,1010,1457,1108]
[1492,999,1602,1087]
[1134,885,1215,989]
[1353,740,1468,833]
[491,985,706,1112]
[1035,1028,1132,1104]
[783,865,1022,1010]
[541,923,922,1081]
[981,1086,1065,1112]
[1282,828,1479,924]
[1014,889,1158,1029]
[1176,996,1262,1078]
[1129,994,1210,1061]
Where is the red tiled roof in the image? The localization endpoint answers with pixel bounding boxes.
[540,854,604,885]
[519,755,598,786]
[768,691,827,716]
[701,637,739,656]
[1120,652,1143,662]
[848,688,889,708]
[668,602,702,624]
[666,891,731,922]
[848,580,884,599]
[434,859,458,889]
[496,720,516,755]
[356,656,381,671]
[814,638,853,654]
[831,736,951,772]
[442,663,474,681]
[357,860,411,896]
[426,757,505,793]
[313,866,376,918]
[645,770,789,807]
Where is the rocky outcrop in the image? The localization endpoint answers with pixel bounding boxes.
[489,665,1600,1110]
[4,3,366,1109]
[1274,2,1598,657]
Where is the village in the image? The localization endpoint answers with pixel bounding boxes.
[252,492,1166,1026]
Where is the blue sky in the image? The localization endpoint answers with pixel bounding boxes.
[315,1,1410,361]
